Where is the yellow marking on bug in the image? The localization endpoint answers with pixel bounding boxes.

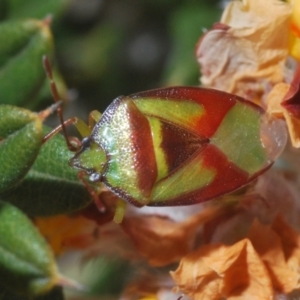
[152,154,216,202]
[133,98,205,132]
[147,117,169,181]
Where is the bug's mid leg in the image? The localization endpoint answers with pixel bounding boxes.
[113,199,127,224]
[42,117,81,151]
[88,110,102,129]
[77,171,106,213]
[78,170,128,223]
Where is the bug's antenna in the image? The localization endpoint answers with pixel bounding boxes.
[42,56,77,151]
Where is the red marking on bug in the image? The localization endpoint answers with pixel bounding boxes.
[150,144,249,206]
[199,144,249,197]
[127,101,158,198]
[130,87,238,137]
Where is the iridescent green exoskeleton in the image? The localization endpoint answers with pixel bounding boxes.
[69,87,287,221]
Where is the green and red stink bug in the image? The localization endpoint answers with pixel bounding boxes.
[44,58,287,223]
[68,88,287,218]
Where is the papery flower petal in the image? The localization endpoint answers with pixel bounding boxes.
[267,83,291,117]
[248,219,299,293]
[206,208,253,245]
[267,66,300,147]
[36,211,138,260]
[122,215,195,267]
[196,0,292,102]
[271,215,300,275]
[122,205,226,267]
[251,169,300,230]
[171,239,273,300]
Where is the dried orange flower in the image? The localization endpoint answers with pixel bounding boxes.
[196,0,292,102]
[35,214,97,255]
[267,66,300,147]
[172,238,273,300]
[171,216,300,299]
[121,204,230,266]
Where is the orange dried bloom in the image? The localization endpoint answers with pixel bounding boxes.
[267,66,300,147]
[171,239,273,300]
[172,216,300,299]
[35,214,100,255]
[122,205,229,266]
[196,0,292,102]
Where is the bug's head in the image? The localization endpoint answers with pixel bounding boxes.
[69,136,106,182]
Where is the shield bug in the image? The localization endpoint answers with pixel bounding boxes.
[43,58,287,223]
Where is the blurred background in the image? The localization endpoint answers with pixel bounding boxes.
[0,0,222,119]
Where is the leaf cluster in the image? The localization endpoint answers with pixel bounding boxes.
[0,1,91,298]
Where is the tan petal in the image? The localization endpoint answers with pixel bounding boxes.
[266,83,290,117]
[122,215,194,267]
[272,216,300,274]
[196,0,292,101]
[248,219,299,293]
[266,80,300,148]
[121,205,228,267]
[171,239,273,300]
[283,111,300,147]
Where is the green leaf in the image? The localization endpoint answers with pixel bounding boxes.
[0,126,92,216]
[0,116,44,192]
[0,19,53,107]
[0,105,37,138]
[0,201,58,296]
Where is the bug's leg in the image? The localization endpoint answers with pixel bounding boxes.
[88,110,102,129]
[43,56,77,150]
[43,55,94,150]
[78,169,127,223]
[78,171,106,213]
[113,199,127,224]
[42,116,92,152]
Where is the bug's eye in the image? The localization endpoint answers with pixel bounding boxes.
[81,137,91,149]
[89,173,101,182]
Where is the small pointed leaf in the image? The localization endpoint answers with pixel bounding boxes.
[0,105,37,138]
[0,126,92,216]
[0,201,58,295]
[0,117,44,192]
[0,19,53,107]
